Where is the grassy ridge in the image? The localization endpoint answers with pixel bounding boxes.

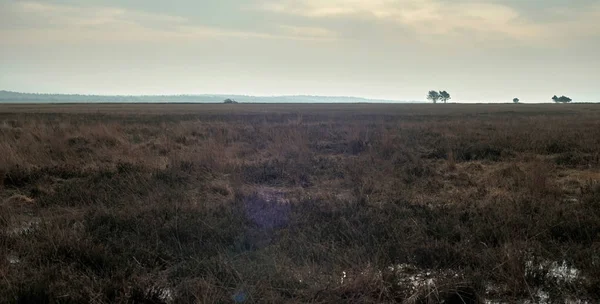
[1,104,600,303]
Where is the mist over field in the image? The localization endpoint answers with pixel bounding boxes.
[1,90,596,104]
[0,90,406,104]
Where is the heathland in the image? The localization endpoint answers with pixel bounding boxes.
[1,103,599,303]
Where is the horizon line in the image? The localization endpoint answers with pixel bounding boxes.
[1,90,597,104]
[0,90,405,101]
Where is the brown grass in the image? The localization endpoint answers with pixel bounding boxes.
[1,103,600,303]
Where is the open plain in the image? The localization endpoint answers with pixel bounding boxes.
[1,103,600,303]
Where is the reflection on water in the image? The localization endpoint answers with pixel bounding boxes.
[337,260,584,303]
[526,260,580,283]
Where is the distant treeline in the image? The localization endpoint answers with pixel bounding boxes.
[0,90,402,103]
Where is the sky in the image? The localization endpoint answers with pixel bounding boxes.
[1,0,599,102]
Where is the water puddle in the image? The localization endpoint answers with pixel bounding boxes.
[526,260,581,283]
[388,264,436,289]
[146,286,174,303]
[6,218,41,236]
[6,254,20,264]
[486,259,584,303]
[340,271,348,284]
[338,260,585,303]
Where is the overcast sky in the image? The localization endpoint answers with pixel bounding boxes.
[1,0,599,102]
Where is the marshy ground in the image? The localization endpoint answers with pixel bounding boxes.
[1,103,599,303]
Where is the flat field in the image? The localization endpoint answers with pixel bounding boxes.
[1,103,600,303]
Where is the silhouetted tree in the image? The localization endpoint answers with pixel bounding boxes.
[224,98,238,104]
[552,95,572,103]
[560,96,572,103]
[427,91,440,104]
[513,98,519,103]
[439,91,451,103]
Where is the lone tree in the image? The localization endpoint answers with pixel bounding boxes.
[552,95,572,103]
[561,96,572,103]
[427,91,440,104]
[439,91,451,103]
[224,98,238,104]
[513,98,519,103]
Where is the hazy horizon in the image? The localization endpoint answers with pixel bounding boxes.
[0,89,404,99]
[4,90,598,104]
[1,0,599,103]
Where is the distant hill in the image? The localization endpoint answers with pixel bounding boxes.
[0,90,408,103]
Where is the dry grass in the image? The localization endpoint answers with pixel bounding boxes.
[1,103,600,303]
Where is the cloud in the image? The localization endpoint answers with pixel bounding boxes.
[260,0,393,17]
[544,4,600,38]
[278,25,339,38]
[0,1,339,45]
[257,0,600,43]
[2,0,598,48]
[16,1,188,27]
